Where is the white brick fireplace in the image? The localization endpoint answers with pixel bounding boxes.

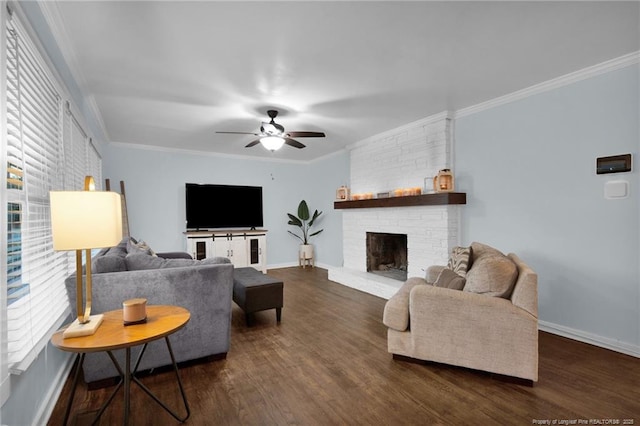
[328,112,461,299]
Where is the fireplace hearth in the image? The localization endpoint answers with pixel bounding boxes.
[366,232,408,281]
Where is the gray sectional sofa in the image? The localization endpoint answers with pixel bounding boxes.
[64,237,234,385]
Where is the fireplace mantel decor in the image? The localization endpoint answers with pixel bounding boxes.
[333,192,466,209]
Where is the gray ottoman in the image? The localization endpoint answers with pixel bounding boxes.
[233,267,283,326]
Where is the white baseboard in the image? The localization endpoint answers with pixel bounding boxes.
[539,321,640,358]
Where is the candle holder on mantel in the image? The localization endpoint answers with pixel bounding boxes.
[336,185,350,201]
[433,169,455,193]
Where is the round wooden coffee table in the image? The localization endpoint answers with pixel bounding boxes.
[52,305,191,425]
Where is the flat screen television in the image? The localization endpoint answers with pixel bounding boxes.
[185,183,263,230]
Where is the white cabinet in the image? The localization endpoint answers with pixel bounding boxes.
[212,235,248,266]
[186,230,267,272]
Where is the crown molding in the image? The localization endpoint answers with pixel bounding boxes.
[38,2,110,142]
[346,110,453,151]
[456,51,640,118]
[37,2,86,92]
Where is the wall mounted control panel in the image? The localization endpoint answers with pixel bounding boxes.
[596,154,632,174]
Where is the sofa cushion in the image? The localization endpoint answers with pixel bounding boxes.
[447,246,472,277]
[434,268,466,290]
[92,255,127,274]
[463,254,518,298]
[470,241,504,262]
[125,253,230,271]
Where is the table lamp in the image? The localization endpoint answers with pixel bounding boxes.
[50,176,123,338]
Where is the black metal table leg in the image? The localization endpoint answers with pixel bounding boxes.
[130,336,191,422]
[91,351,124,425]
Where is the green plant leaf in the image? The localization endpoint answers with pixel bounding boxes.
[287,213,302,227]
[308,209,322,226]
[287,230,304,242]
[297,200,310,221]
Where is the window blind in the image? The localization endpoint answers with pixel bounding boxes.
[3,13,97,372]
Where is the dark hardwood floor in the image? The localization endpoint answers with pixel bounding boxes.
[48,267,640,425]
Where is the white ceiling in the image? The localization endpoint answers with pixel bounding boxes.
[45,1,639,161]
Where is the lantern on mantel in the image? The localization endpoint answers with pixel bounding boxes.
[433,169,455,193]
[336,185,350,201]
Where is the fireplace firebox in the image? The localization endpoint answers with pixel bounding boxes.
[366,232,408,281]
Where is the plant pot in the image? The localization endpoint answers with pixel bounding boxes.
[299,244,314,260]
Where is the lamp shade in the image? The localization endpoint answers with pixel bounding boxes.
[50,191,123,250]
[261,136,285,151]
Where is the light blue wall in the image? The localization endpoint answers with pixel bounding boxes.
[102,145,349,267]
[1,342,70,426]
[455,64,639,350]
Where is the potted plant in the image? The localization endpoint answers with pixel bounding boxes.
[287,200,323,261]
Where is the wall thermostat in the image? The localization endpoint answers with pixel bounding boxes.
[596,154,631,174]
[604,180,629,199]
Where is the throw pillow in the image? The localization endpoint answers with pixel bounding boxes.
[126,238,156,256]
[463,254,518,298]
[447,246,472,277]
[106,245,127,258]
[470,242,504,261]
[434,268,466,290]
[92,255,127,274]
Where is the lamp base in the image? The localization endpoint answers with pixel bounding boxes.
[62,314,104,339]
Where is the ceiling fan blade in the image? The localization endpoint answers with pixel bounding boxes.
[217,131,260,136]
[284,138,306,149]
[286,131,325,138]
[245,139,262,148]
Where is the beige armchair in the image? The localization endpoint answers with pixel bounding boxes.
[383,246,538,384]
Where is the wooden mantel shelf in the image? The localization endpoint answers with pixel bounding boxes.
[334,192,466,209]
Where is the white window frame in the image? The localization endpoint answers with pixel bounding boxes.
[0,1,102,404]
[1,0,11,408]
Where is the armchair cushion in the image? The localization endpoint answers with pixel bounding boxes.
[425,265,446,284]
[434,268,466,290]
[470,241,504,260]
[463,254,518,298]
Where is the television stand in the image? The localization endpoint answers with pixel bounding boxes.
[185,229,267,273]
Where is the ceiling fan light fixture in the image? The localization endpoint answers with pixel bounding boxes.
[261,136,285,151]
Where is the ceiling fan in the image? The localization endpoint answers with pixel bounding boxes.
[216,110,325,151]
